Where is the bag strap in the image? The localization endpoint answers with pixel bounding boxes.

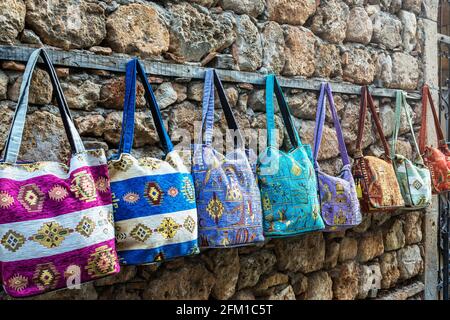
[313,83,350,168]
[392,90,423,163]
[418,84,445,153]
[118,58,174,156]
[3,48,85,164]
[355,86,391,159]
[197,69,243,147]
[265,74,301,149]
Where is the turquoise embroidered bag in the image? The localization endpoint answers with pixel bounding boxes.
[257,75,325,237]
[391,90,432,209]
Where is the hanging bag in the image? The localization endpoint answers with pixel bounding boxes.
[108,59,199,264]
[313,83,361,230]
[352,86,404,212]
[418,84,450,194]
[257,75,325,237]
[391,90,432,209]
[192,69,264,248]
[0,48,119,298]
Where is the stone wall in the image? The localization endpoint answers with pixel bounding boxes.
[0,0,432,300]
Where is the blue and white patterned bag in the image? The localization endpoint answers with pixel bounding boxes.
[108,59,199,265]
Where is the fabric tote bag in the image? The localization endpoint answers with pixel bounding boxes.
[257,75,325,237]
[418,84,450,194]
[352,86,404,212]
[108,59,199,264]
[391,90,432,209]
[0,48,119,298]
[313,83,361,230]
[192,69,264,248]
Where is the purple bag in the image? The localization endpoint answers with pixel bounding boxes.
[312,83,362,231]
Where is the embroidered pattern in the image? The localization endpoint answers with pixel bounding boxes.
[206,193,225,224]
[18,183,45,212]
[85,245,117,278]
[112,156,133,172]
[95,177,110,193]
[87,149,103,158]
[130,223,152,242]
[156,217,181,239]
[33,263,60,291]
[70,171,97,202]
[76,217,96,237]
[139,158,161,170]
[1,230,26,252]
[168,187,179,197]
[154,252,165,262]
[183,215,196,233]
[123,192,140,204]
[48,185,68,202]
[22,163,42,173]
[111,192,119,213]
[8,274,28,292]
[291,163,302,176]
[226,182,243,201]
[413,180,423,190]
[144,182,163,206]
[0,191,14,209]
[29,222,73,248]
[181,177,196,203]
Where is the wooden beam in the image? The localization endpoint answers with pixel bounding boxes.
[0,44,421,99]
[376,281,425,300]
[439,33,450,46]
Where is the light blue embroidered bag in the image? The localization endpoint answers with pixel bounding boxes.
[257,75,325,237]
[108,58,199,265]
[192,69,264,248]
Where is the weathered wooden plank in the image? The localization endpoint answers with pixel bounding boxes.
[0,44,421,99]
[376,281,425,300]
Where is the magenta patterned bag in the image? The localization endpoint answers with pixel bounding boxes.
[312,83,361,231]
[0,49,119,298]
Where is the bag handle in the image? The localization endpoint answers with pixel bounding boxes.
[265,74,301,149]
[392,90,423,163]
[117,58,174,156]
[418,84,445,153]
[313,83,350,168]
[355,86,391,160]
[197,69,243,147]
[3,48,85,164]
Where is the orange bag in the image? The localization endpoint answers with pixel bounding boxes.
[418,84,450,194]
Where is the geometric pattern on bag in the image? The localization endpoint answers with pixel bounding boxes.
[192,69,264,248]
[391,90,432,209]
[418,84,450,194]
[0,49,119,298]
[352,86,405,212]
[108,59,199,264]
[313,83,361,230]
[257,75,325,237]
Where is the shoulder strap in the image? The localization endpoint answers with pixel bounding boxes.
[313,83,327,166]
[418,84,444,153]
[197,69,243,147]
[313,83,350,168]
[3,48,85,163]
[265,74,301,149]
[118,58,173,155]
[355,86,391,159]
[392,90,423,162]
